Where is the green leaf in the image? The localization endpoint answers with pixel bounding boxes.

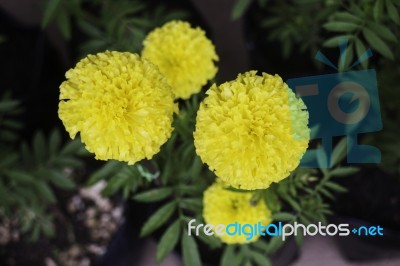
[323,22,359,32]
[295,230,304,247]
[386,0,400,25]
[41,0,61,28]
[231,0,252,20]
[35,181,56,204]
[133,187,173,203]
[265,236,284,254]
[57,11,71,39]
[60,139,83,156]
[181,231,201,266]
[323,35,353,48]
[324,181,348,193]
[4,170,34,183]
[0,100,19,112]
[329,167,359,177]
[44,169,75,190]
[87,160,122,185]
[272,212,296,222]
[363,27,394,60]
[179,198,203,213]
[221,245,235,266]
[53,157,83,168]
[250,250,271,266]
[354,38,369,69]
[317,147,329,172]
[264,189,281,213]
[49,128,61,156]
[333,12,362,23]
[33,131,46,163]
[319,187,334,200]
[374,0,384,20]
[367,22,397,43]
[331,138,347,166]
[156,220,181,263]
[140,201,176,237]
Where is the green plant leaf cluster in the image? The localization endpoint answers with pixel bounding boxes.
[0,92,85,241]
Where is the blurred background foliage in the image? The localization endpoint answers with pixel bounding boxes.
[0,0,399,265]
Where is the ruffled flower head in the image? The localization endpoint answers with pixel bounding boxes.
[58,51,176,164]
[203,182,271,244]
[194,71,310,190]
[142,20,219,99]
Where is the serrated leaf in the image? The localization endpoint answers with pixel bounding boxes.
[329,167,359,177]
[386,0,400,25]
[181,231,201,266]
[133,187,173,203]
[140,201,176,237]
[323,22,359,32]
[231,0,252,20]
[363,27,394,60]
[41,0,61,28]
[250,250,271,266]
[156,220,181,263]
[331,138,347,166]
[324,181,348,193]
[272,212,296,221]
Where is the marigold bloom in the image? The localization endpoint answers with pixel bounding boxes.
[58,51,176,164]
[194,71,309,190]
[203,182,271,244]
[142,20,219,99]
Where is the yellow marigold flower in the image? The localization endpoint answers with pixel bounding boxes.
[203,182,271,244]
[194,71,310,190]
[58,51,176,164]
[142,20,219,99]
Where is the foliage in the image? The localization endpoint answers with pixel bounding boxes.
[88,87,356,265]
[0,92,86,241]
[41,0,189,54]
[232,0,400,176]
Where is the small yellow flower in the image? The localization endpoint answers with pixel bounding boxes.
[203,182,271,244]
[142,20,219,99]
[58,51,176,164]
[194,71,309,190]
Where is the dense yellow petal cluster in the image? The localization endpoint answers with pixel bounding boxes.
[142,20,219,99]
[194,71,310,190]
[58,51,176,164]
[203,182,271,244]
